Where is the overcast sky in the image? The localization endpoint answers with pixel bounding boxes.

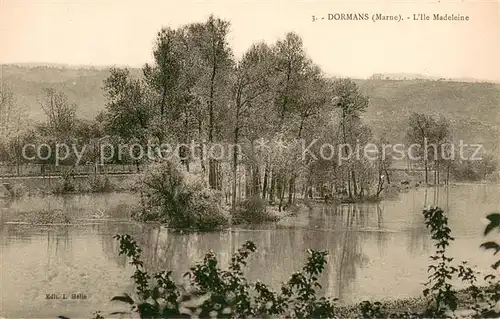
[1,0,499,81]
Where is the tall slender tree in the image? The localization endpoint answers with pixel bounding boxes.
[331,78,369,198]
[230,42,275,211]
[187,15,234,189]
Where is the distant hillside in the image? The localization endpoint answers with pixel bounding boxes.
[355,79,500,154]
[368,72,496,82]
[0,64,142,119]
[2,64,499,155]
[370,73,442,81]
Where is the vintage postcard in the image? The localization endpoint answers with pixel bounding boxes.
[0,0,499,318]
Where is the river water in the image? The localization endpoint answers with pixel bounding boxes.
[1,184,499,318]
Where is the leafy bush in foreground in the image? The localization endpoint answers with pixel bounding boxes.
[97,234,336,318]
[5,182,29,198]
[476,213,500,317]
[358,208,500,319]
[51,170,76,194]
[87,174,114,193]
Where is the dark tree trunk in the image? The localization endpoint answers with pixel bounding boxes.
[262,162,269,199]
[424,157,428,184]
[446,163,451,185]
[252,163,261,196]
[287,176,295,205]
[198,119,206,176]
[276,174,283,211]
[208,49,217,190]
[347,169,352,198]
[232,126,239,212]
[384,169,391,184]
[269,170,276,203]
[351,170,358,197]
[245,164,252,198]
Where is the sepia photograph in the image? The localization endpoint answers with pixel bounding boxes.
[0,0,499,318]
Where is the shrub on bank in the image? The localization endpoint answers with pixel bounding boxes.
[51,171,76,194]
[5,182,29,198]
[452,156,497,182]
[86,175,114,193]
[185,183,229,231]
[135,159,229,231]
[232,195,277,224]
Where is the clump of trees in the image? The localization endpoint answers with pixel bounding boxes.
[94,15,394,214]
[0,85,30,173]
[451,154,497,182]
[405,112,497,185]
[406,112,451,184]
[0,86,108,171]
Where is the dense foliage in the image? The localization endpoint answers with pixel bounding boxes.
[134,158,229,231]
[2,15,496,201]
[232,195,277,225]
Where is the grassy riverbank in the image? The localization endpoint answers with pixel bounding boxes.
[335,287,496,318]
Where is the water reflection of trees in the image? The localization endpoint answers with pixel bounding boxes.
[407,186,448,256]
[322,205,372,300]
[45,226,71,267]
[99,222,143,268]
[407,223,429,256]
[0,198,13,209]
[0,224,36,244]
[105,204,391,303]
[91,201,427,304]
